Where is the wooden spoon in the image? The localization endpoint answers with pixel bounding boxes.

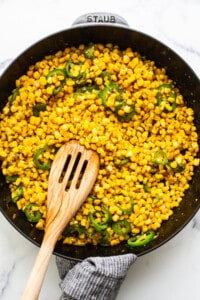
[21,141,99,300]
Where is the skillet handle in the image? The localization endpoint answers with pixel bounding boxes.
[72,12,129,27]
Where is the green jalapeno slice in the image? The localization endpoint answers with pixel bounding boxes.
[156,83,177,112]
[115,196,134,215]
[112,220,131,235]
[75,72,87,86]
[65,61,84,79]
[99,83,122,109]
[89,205,111,232]
[24,203,42,223]
[152,150,168,165]
[115,102,135,122]
[33,145,55,170]
[127,230,155,247]
[46,69,66,95]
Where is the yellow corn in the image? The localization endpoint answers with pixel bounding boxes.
[0,43,199,247]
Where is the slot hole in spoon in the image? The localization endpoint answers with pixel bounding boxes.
[75,160,88,189]
[59,154,72,183]
[65,152,82,191]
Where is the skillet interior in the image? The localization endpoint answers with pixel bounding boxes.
[0,25,200,260]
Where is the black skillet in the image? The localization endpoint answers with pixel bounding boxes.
[0,13,200,261]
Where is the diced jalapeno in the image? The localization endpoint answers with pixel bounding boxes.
[33,103,46,117]
[11,184,23,203]
[46,68,66,95]
[9,87,19,107]
[143,183,150,193]
[99,71,113,86]
[6,174,19,183]
[119,157,130,166]
[100,230,110,246]
[63,224,86,237]
[168,162,185,173]
[84,43,95,59]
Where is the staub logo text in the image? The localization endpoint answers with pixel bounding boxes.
[86,15,116,23]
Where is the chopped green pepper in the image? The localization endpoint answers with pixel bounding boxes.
[33,102,47,117]
[112,219,131,235]
[46,68,66,95]
[89,205,111,231]
[99,71,113,86]
[74,72,87,86]
[63,224,86,237]
[33,145,55,170]
[152,150,168,165]
[54,85,63,95]
[6,174,19,183]
[115,102,135,122]
[100,230,110,246]
[24,203,42,223]
[154,193,161,204]
[127,230,155,247]
[156,83,177,112]
[143,183,150,193]
[114,157,130,167]
[168,162,185,173]
[116,196,134,215]
[88,194,98,201]
[118,157,130,166]
[84,43,95,59]
[11,184,23,203]
[9,87,19,107]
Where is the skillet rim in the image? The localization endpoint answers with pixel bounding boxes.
[0,23,200,260]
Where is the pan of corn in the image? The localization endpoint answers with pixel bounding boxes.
[0,13,199,260]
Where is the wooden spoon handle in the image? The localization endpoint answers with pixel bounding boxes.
[21,234,56,300]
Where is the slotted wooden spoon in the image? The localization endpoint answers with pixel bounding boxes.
[21,141,99,300]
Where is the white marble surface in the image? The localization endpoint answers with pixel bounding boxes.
[0,0,200,299]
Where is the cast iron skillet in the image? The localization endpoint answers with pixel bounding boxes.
[0,13,200,261]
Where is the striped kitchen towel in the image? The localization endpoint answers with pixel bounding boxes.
[56,254,136,300]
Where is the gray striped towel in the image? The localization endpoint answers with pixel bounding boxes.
[56,254,137,300]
